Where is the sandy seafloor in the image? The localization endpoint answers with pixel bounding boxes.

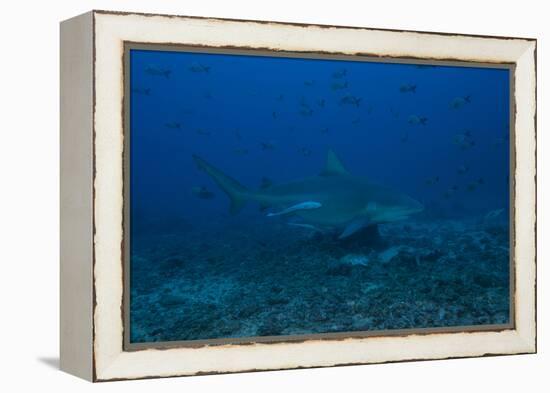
[129,216,510,343]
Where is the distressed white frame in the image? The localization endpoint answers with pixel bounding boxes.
[61,10,536,381]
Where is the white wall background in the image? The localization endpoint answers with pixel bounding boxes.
[0,0,545,391]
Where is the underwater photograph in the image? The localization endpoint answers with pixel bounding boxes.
[127,46,511,344]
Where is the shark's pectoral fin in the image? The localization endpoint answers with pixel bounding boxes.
[338,218,369,239]
[267,201,322,217]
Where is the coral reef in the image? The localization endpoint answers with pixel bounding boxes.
[130,217,510,343]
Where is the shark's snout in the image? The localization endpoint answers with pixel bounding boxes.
[387,195,424,220]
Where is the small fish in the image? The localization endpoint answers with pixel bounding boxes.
[320,127,329,134]
[189,62,211,73]
[255,239,269,248]
[457,140,476,150]
[196,129,211,136]
[267,201,322,217]
[492,134,509,147]
[260,177,273,189]
[298,147,312,156]
[408,115,428,125]
[466,179,483,192]
[453,131,475,150]
[276,94,284,102]
[331,81,348,91]
[299,96,310,108]
[145,66,171,78]
[457,165,469,175]
[340,95,361,107]
[442,185,459,199]
[450,95,471,109]
[317,99,326,108]
[164,122,182,129]
[233,147,249,155]
[287,223,323,232]
[332,69,347,79]
[272,111,278,119]
[131,87,151,95]
[399,84,417,93]
[485,208,504,220]
[191,186,215,199]
[304,80,315,87]
[300,108,314,117]
[260,141,276,150]
[390,107,400,118]
[425,176,440,186]
[366,104,374,115]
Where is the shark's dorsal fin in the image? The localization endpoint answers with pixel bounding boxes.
[321,149,350,176]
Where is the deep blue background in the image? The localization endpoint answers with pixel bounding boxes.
[130,48,509,233]
[128,48,511,342]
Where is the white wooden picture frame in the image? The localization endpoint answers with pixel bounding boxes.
[60,10,536,381]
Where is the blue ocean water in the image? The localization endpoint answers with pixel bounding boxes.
[129,48,510,343]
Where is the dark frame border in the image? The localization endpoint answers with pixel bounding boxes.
[122,41,517,352]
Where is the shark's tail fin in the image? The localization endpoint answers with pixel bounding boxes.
[192,154,248,214]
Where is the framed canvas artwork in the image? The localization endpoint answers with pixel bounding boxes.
[60,10,537,381]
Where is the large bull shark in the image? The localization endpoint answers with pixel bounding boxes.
[192,149,423,239]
